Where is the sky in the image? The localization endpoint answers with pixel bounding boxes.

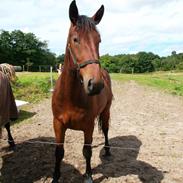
[1,0,183,56]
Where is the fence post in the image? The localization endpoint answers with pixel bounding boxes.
[50,66,53,92]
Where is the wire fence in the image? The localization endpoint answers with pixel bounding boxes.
[14,65,59,72]
[0,138,139,151]
[1,138,183,157]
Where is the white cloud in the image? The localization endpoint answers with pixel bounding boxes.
[0,0,183,56]
[100,0,183,56]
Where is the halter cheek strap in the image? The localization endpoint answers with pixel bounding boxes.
[68,45,78,66]
[68,44,100,70]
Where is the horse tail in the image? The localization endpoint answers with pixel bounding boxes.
[98,105,111,133]
[98,115,103,132]
[97,69,113,133]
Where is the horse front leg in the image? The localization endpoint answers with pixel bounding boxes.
[52,118,66,183]
[5,122,15,149]
[83,127,94,183]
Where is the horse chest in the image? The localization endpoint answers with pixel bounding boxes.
[57,106,95,131]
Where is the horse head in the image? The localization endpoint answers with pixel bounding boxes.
[67,0,104,96]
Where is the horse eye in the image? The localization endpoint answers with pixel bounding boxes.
[73,37,79,43]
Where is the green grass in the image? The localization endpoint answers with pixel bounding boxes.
[111,72,183,96]
[12,72,58,103]
[9,72,58,125]
[12,72,183,105]
[8,71,182,126]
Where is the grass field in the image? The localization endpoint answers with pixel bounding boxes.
[111,72,183,96]
[12,71,183,104]
[12,72,58,103]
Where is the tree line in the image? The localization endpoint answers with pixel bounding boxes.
[0,30,61,71]
[100,51,183,73]
[0,30,183,73]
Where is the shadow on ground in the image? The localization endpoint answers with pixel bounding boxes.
[1,137,82,183]
[12,110,36,125]
[93,135,164,183]
[1,136,164,183]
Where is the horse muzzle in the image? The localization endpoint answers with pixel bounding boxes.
[85,78,104,96]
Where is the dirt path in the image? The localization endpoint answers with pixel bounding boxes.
[1,81,183,183]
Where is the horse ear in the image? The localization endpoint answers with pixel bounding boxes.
[69,0,79,25]
[92,5,104,25]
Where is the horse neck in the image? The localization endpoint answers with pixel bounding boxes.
[62,48,76,82]
[59,49,84,102]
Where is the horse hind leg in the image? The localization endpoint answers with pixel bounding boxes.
[52,118,66,183]
[99,108,111,156]
[5,122,15,149]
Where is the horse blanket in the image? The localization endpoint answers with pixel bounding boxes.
[0,71,18,127]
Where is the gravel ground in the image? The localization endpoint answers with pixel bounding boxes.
[1,80,183,183]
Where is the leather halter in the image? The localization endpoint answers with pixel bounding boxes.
[68,44,101,70]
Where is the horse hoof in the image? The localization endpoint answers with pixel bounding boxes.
[8,139,15,146]
[105,151,111,156]
[102,152,112,161]
[9,143,16,151]
[9,146,16,151]
[83,174,93,183]
[103,151,111,157]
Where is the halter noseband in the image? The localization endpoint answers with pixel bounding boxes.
[68,44,100,70]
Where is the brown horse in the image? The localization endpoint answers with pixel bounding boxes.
[52,1,113,182]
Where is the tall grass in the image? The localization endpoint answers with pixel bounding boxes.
[12,72,58,103]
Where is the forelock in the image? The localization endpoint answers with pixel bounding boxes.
[76,15,97,33]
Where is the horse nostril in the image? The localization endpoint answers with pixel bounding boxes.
[88,79,94,92]
[87,78,104,96]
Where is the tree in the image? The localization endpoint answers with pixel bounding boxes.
[56,54,65,64]
[176,62,183,70]
[135,52,159,73]
[1,29,182,73]
[0,30,57,69]
[119,55,135,73]
[0,30,13,63]
[152,58,162,71]
[171,51,176,56]
[100,54,112,71]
